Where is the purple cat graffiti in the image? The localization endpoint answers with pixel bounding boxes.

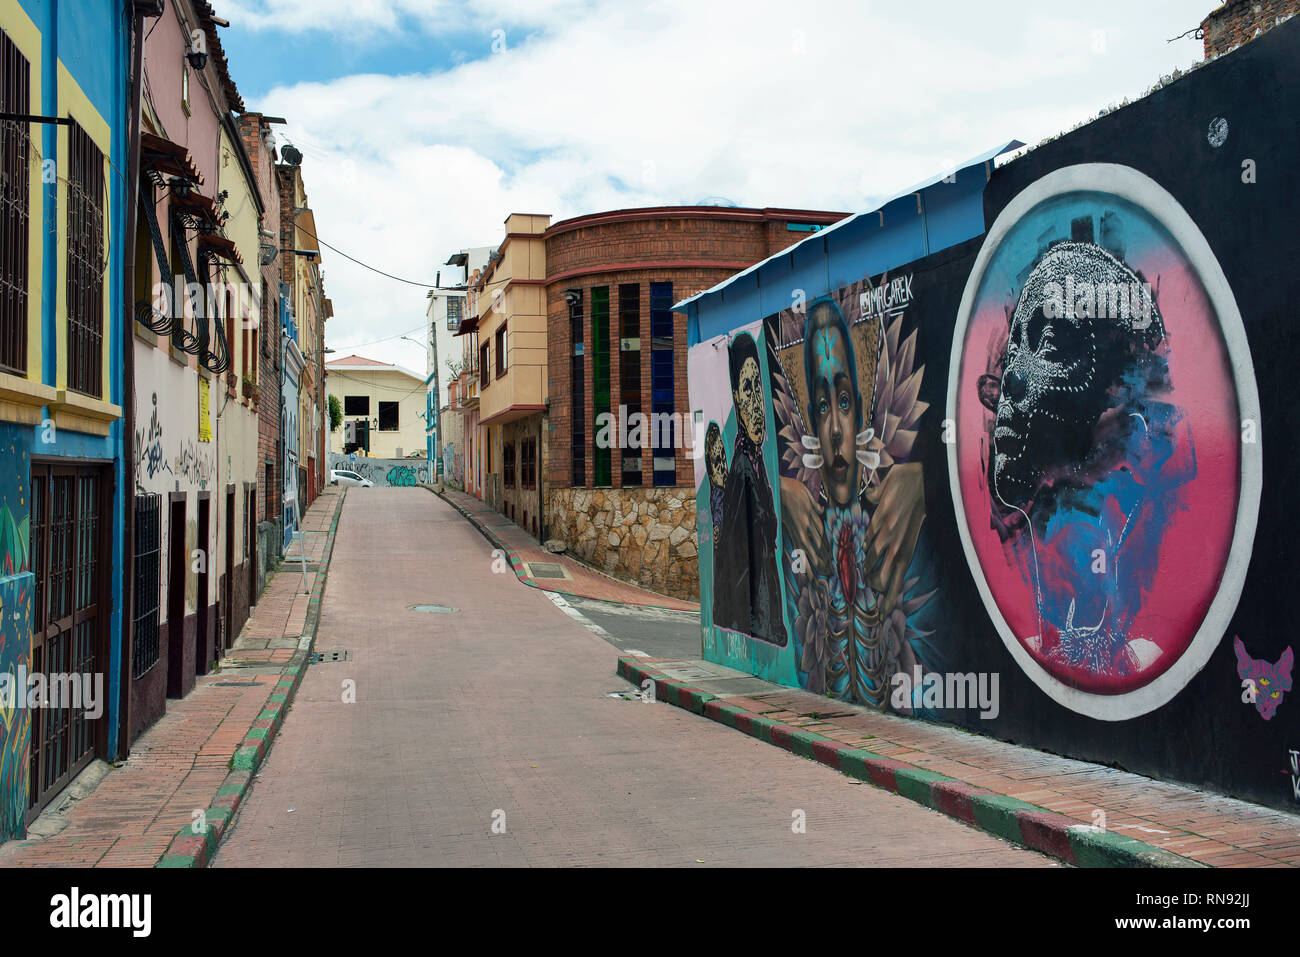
[1234,637,1293,720]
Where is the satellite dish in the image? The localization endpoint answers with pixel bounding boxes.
[281,144,303,166]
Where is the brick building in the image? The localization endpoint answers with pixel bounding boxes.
[543,206,847,599]
[1200,0,1299,56]
[235,112,286,594]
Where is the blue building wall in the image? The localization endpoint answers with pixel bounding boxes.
[1,0,131,833]
[681,144,1018,347]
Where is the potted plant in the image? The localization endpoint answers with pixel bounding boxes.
[242,372,258,401]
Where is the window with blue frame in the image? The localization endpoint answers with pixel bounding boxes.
[649,282,675,486]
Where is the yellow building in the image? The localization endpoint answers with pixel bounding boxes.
[469,214,549,532]
[326,355,427,460]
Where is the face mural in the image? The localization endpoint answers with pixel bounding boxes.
[769,282,932,707]
[949,164,1261,719]
[710,332,788,646]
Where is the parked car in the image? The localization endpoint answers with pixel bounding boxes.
[330,468,373,487]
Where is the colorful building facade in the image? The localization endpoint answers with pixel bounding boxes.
[0,0,131,832]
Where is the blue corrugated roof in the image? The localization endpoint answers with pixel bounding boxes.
[674,140,1023,325]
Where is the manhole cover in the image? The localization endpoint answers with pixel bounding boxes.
[523,561,568,580]
[309,650,352,663]
[410,604,458,614]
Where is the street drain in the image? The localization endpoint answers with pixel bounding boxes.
[410,603,458,614]
[606,690,650,702]
[309,650,352,663]
[212,681,263,687]
[524,561,568,580]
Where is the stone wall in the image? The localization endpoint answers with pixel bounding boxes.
[547,486,697,600]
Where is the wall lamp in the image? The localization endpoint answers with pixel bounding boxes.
[186,49,208,71]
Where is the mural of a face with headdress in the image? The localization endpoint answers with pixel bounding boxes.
[983,241,1168,515]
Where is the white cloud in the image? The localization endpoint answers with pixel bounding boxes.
[240,0,1213,375]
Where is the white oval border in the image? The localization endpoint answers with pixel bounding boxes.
[945,163,1262,722]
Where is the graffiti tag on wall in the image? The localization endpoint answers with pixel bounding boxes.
[326,454,429,487]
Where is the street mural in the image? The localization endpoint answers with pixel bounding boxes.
[949,164,1260,720]
[326,454,430,487]
[711,332,786,646]
[767,277,935,708]
[0,432,32,838]
[1235,638,1293,721]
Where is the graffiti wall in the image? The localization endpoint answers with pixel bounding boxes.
[0,427,32,839]
[326,453,431,488]
[691,21,1300,809]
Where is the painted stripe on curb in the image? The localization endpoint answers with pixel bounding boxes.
[615,656,1202,869]
[156,492,344,868]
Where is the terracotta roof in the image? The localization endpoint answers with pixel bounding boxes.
[326,354,392,367]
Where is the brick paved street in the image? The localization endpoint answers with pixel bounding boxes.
[0,488,344,868]
[214,488,1051,867]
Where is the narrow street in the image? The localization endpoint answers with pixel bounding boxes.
[213,489,1049,867]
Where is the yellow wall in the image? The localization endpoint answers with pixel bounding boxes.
[477,215,549,425]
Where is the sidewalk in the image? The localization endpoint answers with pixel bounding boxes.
[618,655,1300,869]
[0,486,345,868]
[429,484,699,612]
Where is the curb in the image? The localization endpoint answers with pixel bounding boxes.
[616,657,1203,869]
[157,491,345,868]
[424,484,692,611]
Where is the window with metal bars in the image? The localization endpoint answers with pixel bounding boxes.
[0,29,32,376]
[520,437,536,490]
[132,494,161,678]
[503,441,515,487]
[66,120,105,398]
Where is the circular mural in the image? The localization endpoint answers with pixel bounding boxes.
[946,163,1261,720]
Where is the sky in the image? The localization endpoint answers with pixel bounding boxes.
[213,0,1216,378]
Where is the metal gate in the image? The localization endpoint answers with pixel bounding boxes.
[27,463,109,816]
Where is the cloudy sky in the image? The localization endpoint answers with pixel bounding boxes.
[215,0,1214,376]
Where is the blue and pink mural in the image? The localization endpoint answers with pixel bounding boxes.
[686,19,1300,809]
[950,165,1259,719]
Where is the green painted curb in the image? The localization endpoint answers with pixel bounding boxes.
[895,768,955,807]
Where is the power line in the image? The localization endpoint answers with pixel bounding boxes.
[293,220,445,288]
[330,323,426,352]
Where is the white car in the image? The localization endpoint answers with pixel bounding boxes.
[330,468,373,487]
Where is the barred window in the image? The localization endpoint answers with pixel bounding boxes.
[132,493,162,678]
[0,29,32,376]
[503,440,515,488]
[520,437,536,490]
[66,120,105,398]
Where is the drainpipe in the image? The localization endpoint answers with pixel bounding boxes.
[118,0,148,761]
